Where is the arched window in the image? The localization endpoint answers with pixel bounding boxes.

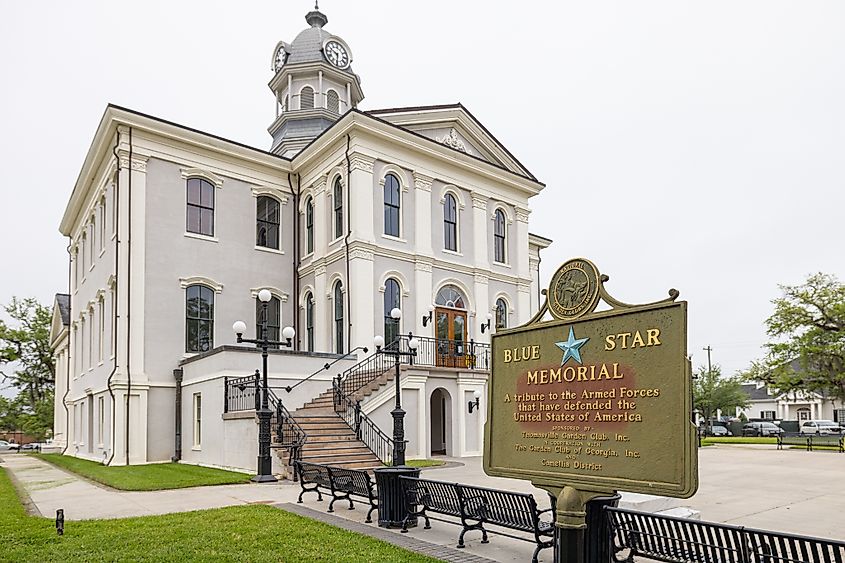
[255,295,281,346]
[300,86,314,110]
[187,177,215,237]
[334,281,344,354]
[444,193,458,251]
[305,292,315,352]
[333,178,343,239]
[494,209,506,263]
[383,174,400,237]
[305,197,314,254]
[435,285,467,310]
[186,285,214,352]
[256,196,280,249]
[327,90,339,113]
[384,278,401,346]
[495,298,508,330]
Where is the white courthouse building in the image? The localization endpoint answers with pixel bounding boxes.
[51,6,551,472]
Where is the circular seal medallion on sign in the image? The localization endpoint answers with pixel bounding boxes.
[548,258,601,320]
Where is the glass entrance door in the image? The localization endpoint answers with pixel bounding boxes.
[435,307,467,367]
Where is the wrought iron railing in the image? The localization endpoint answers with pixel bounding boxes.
[223,374,306,480]
[337,335,491,396]
[333,376,394,465]
[268,388,306,480]
[224,373,260,412]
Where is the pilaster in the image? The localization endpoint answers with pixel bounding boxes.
[348,247,375,351]
[413,172,434,257]
[515,207,531,280]
[349,154,375,243]
[471,193,489,270]
[414,260,433,336]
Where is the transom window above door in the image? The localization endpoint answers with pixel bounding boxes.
[435,285,467,310]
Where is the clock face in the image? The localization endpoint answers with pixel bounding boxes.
[274,47,287,72]
[324,41,349,68]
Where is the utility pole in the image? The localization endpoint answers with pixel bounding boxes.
[702,346,713,375]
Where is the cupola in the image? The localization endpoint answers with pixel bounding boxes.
[267,3,364,157]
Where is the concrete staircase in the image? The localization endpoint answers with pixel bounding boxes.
[286,388,382,470]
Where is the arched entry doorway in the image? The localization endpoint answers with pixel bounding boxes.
[430,388,452,456]
[435,285,468,367]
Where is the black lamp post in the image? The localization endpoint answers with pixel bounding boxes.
[373,308,418,466]
[232,288,295,483]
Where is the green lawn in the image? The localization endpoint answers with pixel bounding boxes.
[35,454,253,491]
[701,437,778,445]
[0,468,440,562]
[405,459,446,468]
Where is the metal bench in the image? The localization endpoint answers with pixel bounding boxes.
[607,506,845,563]
[295,461,378,523]
[399,476,555,563]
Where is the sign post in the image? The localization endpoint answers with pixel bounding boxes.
[483,258,697,563]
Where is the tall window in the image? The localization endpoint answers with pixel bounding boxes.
[333,178,343,239]
[305,197,314,254]
[334,281,344,354]
[99,197,106,252]
[305,292,315,352]
[384,278,401,346]
[255,295,281,344]
[87,309,94,369]
[193,393,202,448]
[327,90,339,113]
[494,209,506,263]
[98,299,105,363]
[383,174,400,237]
[495,298,508,330]
[444,193,457,251]
[256,196,280,249]
[80,233,87,275]
[186,285,214,352]
[97,396,104,446]
[186,178,215,237]
[300,86,314,109]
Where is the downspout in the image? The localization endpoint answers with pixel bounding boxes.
[105,130,121,466]
[61,239,72,455]
[124,127,133,465]
[343,135,352,352]
[172,368,182,462]
[290,172,300,350]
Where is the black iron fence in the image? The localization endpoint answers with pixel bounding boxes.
[607,506,845,563]
[333,377,394,465]
[224,374,260,412]
[338,335,491,396]
[269,388,306,478]
[778,433,845,452]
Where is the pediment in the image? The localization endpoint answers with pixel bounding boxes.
[366,105,535,180]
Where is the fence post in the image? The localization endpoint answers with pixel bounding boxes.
[223,376,229,413]
[254,370,261,411]
[355,401,362,439]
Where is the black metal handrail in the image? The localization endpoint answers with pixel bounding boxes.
[333,377,394,465]
[337,335,491,396]
[268,388,306,480]
[224,373,260,413]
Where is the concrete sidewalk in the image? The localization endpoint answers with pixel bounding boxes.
[1,454,303,520]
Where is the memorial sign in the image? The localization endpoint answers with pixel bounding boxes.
[484,258,697,530]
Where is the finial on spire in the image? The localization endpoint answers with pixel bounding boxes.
[305,2,328,28]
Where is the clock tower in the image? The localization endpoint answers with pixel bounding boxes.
[267,4,364,157]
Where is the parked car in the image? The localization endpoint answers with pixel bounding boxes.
[800,420,844,435]
[20,443,41,452]
[709,425,732,437]
[0,440,10,453]
[742,422,784,437]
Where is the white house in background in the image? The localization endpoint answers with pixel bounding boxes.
[50,6,551,472]
[737,382,845,423]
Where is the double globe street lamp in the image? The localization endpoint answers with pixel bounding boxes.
[232,288,295,483]
[373,308,419,466]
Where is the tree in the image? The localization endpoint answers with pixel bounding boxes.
[754,273,845,400]
[693,365,749,426]
[0,297,54,439]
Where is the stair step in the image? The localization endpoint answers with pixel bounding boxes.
[303,452,381,463]
[304,434,360,443]
[301,444,372,455]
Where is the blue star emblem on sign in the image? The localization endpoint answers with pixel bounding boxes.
[556,327,590,365]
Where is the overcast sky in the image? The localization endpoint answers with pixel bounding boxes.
[1,1,843,384]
